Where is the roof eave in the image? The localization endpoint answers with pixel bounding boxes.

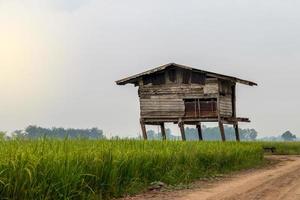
[116,78,138,85]
[116,63,258,86]
[116,63,175,85]
[234,78,258,86]
[116,77,257,86]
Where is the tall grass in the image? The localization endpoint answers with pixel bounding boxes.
[0,140,263,199]
[259,141,300,155]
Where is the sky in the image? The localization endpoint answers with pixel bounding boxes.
[0,0,299,138]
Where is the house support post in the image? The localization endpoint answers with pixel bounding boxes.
[160,123,167,140]
[234,123,240,142]
[178,119,186,141]
[218,120,226,142]
[196,122,203,141]
[140,118,147,140]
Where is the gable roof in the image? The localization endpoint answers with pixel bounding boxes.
[116,63,257,86]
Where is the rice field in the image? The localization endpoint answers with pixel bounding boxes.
[260,141,300,155]
[0,140,264,199]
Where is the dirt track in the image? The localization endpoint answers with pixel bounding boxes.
[126,156,300,200]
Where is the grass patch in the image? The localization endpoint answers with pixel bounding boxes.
[259,141,300,155]
[0,140,264,199]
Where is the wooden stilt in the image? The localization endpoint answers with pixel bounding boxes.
[160,123,166,140]
[232,83,240,142]
[196,122,203,141]
[178,120,186,141]
[234,123,240,142]
[140,119,147,140]
[218,120,226,142]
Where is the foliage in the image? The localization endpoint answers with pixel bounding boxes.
[281,131,296,141]
[147,128,176,140]
[147,126,258,141]
[12,125,105,140]
[0,140,263,199]
[186,126,258,141]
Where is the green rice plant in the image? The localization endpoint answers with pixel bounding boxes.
[0,140,264,199]
[258,141,300,155]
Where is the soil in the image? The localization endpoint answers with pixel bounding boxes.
[123,156,300,200]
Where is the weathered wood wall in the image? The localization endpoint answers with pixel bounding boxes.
[219,95,233,117]
[140,95,184,118]
[138,68,220,119]
[138,67,236,120]
[219,80,234,117]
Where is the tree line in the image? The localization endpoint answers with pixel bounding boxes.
[146,125,258,141]
[0,125,296,141]
[11,126,105,140]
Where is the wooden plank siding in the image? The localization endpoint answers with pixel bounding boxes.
[136,68,236,120]
[219,95,233,117]
[139,81,218,96]
[218,80,234,117]
[140,95,185,118]
[139,80,219,119]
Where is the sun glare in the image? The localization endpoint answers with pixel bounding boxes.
[0,2,46,92]
[0,30,32,74]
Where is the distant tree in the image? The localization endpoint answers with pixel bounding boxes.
[23,125,105,139]
[165,128,178,140]
[146,130,157,140]
[185,126,258,141]
[249,129,258,140]
[11,130,27,140]
[25,125,43,138]
[241,129,258,141]
[147,126,258,141]
[146,128,179,140]
[186,127,198,140]
[281,131,296,141]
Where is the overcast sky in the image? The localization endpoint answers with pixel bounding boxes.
[0,0,299,137]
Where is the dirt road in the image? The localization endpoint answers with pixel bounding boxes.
[126,156,300,200]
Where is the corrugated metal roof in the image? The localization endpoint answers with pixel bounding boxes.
[116,63,257,86]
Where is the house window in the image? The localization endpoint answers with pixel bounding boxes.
[184,98,217,118]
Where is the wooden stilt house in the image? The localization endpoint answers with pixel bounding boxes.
[116,63,257,141]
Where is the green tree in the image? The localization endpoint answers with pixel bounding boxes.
[241,129,258,141]
[23,125,105,139]
[281,131,296,141]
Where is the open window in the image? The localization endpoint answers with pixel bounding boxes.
[184,98,217,118]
